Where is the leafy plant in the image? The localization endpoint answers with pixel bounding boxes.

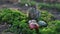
[38,10,53,22]
[0,8,28,34]
[28,1,36,7]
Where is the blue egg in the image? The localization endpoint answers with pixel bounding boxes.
[38,21,47,27]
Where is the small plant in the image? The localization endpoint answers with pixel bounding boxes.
[28,1,36,7]
[38,10,53,22]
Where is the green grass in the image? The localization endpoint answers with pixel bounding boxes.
[38,3,60,11]
[0,8,60,34]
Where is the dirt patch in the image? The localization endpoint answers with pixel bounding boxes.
[2,32,14,34]
[0,23,13,34]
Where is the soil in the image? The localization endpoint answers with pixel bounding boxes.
[0,23,14,34]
